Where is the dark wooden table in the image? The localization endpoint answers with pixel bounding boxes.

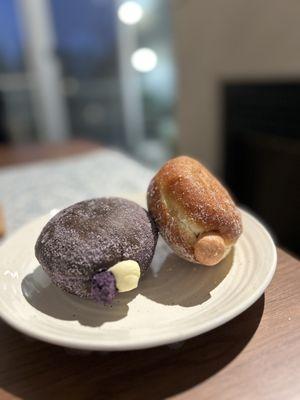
[0,142,299,399]
[0,139,100,168]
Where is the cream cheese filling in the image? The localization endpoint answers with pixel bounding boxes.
[108,260,141,292]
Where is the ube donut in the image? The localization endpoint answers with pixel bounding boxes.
[35,198,158,304]
[147,156,242,266]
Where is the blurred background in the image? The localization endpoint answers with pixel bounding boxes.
[0,0,299,255]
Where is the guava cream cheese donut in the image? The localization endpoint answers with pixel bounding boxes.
[147,156,242,266]
[35,198,158,304]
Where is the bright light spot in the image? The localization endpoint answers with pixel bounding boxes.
[131,48,158,73]
[118,1,143,25]
[49,209,59,217]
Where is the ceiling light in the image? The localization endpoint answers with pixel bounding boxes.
[131,48,158,73]
[118,1,143,25]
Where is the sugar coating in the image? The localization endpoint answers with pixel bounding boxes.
[35,198,158,299]
[147,156,242,263]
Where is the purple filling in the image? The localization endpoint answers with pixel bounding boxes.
[91,271,118,305]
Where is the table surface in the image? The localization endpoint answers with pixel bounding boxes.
[0,142,299,400]
[0,139,100,168]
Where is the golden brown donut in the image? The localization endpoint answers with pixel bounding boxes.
[147,156,242,266]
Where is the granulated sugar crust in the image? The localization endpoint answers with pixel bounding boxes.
[35,198,158,298]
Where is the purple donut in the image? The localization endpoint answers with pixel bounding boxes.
[35,198,158,304]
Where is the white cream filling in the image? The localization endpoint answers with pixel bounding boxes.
[108,260,141,292]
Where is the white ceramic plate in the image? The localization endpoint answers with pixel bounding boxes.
[0,200,276,351]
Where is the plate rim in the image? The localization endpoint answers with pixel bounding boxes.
[0,208,277,351]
